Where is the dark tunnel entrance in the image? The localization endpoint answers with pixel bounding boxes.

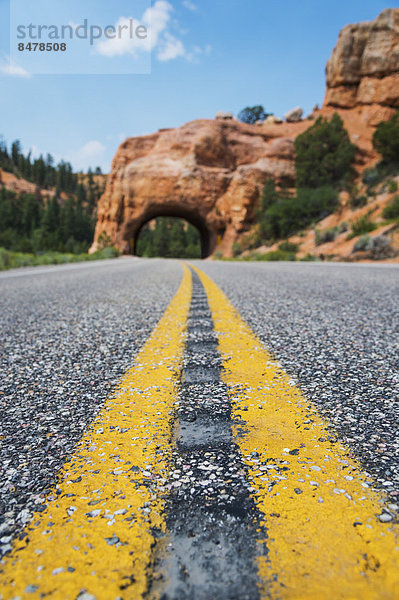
[132,209,214,259]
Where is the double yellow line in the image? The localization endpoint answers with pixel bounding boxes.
[0,264,398,599]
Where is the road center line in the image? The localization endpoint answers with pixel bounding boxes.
[150,269,266,599]
[193,265,399,600]
[0,265,192,600]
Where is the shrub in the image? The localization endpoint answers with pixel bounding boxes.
[91,247,121,259]
[372,111,399,165]
[350,195,368,209]
[362,168,380,187]
[353,235,392,258]
[0,247,120,271]
[348,215,377,239]
[300,253,318,261]
[232,241,242,257]
[258,249,296,261]
[278,241,298,252]
[387,180,398,193]
[383,195,399,220]
[238,105,271,124]
[295,113,356,189]
[353,235,371,252]
[315,227,338,246]
[262,186,339,239]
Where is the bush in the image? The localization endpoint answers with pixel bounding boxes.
[0,247,120,271]
[258,249,296,261]
[300,253,318,262]
[348,215,377,239]
[238,105,271,124]
[350,195,367,209]
[262,186,339,239]
[353,235,371,252]
[383,195,399,220]
[295,113,356,189]
[353,235,392,258]
[372,111,399,164]
[278,241,298,252]
[362,168,380,187]
[91,246,121,259]
[315,227,338,245]
[387,180,398,193]
[232,241,242,257]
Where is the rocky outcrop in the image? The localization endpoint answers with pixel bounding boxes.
[324,8,399,116]
[91,119,299,257]
[215,111,234,120]
[284,107,304,122]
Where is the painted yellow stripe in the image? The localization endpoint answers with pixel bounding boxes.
[0,265,192,600]
[193,265,399,600]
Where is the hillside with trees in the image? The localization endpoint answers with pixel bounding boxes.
[0,137,105,256]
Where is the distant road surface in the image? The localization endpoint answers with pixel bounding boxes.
[0,258,398,599]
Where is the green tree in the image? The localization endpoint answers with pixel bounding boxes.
[238,105,270,125]
[260,186,339,240]
[372,111,399,165]
[11,140,21,166]
[295,113,356,189]
[257,179,280,238]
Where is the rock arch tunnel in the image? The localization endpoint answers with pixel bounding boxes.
[90,119,297,259]
[132,207,215,259]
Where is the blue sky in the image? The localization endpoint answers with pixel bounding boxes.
[0,0,391,172]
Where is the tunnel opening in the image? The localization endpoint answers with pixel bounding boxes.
[132,209,214,259]
[135,217,203,259]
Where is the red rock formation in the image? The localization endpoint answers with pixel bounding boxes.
[323,8,398,123]
[92,120,300,257]
[92,8,399,258]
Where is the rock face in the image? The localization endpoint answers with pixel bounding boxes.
[215,111,234,120]
[92,9,399,258]
[324,8,399,117]
[91,120,298,257]
[284,107,304,123]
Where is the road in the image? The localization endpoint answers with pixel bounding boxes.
[0,258,398,599]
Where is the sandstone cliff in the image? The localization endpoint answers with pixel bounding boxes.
[92,120,304,257]
[92,8,399,258]
[324,8,398,122]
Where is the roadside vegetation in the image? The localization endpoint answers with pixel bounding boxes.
[230,109,399,261]
[0,247,120,271]
[0,136,121,270]
[257,114,355,243]
[383,195,399,221]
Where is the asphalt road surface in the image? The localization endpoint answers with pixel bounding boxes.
[0,258,398,599]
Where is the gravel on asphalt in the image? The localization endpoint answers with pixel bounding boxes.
[196,262,399,502]
[0,258,182,556]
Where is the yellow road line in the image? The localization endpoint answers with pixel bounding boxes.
[193,265,399,600]
[0,265,192,600]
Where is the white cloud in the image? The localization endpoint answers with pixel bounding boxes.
[0,56,30,78]
[186,43,212,63]
[96,0,211,64]
[67,140,106,172]
[182,1,198,11]
[97,1,176,59]
[96,0,191,63]
[157,33,185,61]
